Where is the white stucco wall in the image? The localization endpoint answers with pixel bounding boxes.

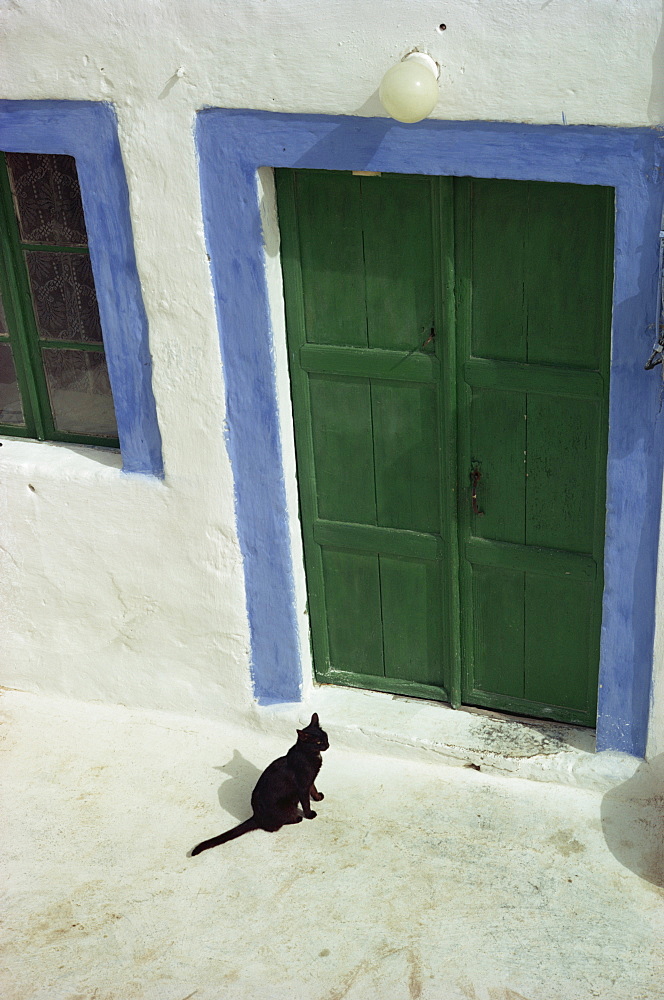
[0,1,663,748]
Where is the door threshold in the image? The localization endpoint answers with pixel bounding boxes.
[419,697,595,750]
[253,683,641,793]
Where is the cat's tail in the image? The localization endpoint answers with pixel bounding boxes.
[190,816,259,856]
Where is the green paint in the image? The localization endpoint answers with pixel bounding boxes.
[276,169,612,726]
[455,178,612,726]
[0,153,119,448]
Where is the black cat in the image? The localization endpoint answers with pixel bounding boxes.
[190,713,329,856]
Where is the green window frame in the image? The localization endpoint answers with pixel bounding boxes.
[0,151,119,448]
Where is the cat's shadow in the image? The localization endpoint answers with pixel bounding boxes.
[213,750,262,821]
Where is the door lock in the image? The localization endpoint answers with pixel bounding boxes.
[471,463,484,517]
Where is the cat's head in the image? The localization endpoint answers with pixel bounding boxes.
[297,712,329,752]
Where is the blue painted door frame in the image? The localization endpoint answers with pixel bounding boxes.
[196,110,664,757]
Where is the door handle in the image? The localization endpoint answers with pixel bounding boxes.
[471,463,484,517]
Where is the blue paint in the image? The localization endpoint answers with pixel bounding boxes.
[197,110,663,751]
[0,101,163,476]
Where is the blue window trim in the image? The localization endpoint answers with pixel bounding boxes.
[198,110,663,755]
[0,100,163,476]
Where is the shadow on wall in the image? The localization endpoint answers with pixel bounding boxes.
[214,750,262,821]
[601,754,664,888]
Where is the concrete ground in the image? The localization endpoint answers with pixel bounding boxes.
[1,689,663,1000]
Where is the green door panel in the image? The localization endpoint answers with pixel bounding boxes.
[380,555,445,687]
[524,181,612,370]
[523,575,597,711]
[471,565,525,699]
[457,177,612,726]
[321,547,384,677]
[294,171,367,347]
[308,376,376,524]
[360,173,435,350]
[465,179,529,363]
[525,395,601,553]
[468,387,527,544]
[276,168,613,726]
[277,168,455,703]
[371,381,440,533]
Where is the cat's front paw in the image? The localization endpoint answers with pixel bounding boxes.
[304,810,317,819]
[311,790,324,801]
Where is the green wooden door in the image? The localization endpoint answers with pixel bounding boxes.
[276,169,613,726]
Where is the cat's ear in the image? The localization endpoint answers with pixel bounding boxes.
[310,713,319,727]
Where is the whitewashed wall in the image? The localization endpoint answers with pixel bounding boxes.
[0,1,663,752]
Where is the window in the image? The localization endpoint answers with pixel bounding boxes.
[0,152,119,447]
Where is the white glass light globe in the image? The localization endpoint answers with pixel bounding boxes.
[379,56,439,123]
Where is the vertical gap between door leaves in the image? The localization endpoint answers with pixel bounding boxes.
[358,176,385,678]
